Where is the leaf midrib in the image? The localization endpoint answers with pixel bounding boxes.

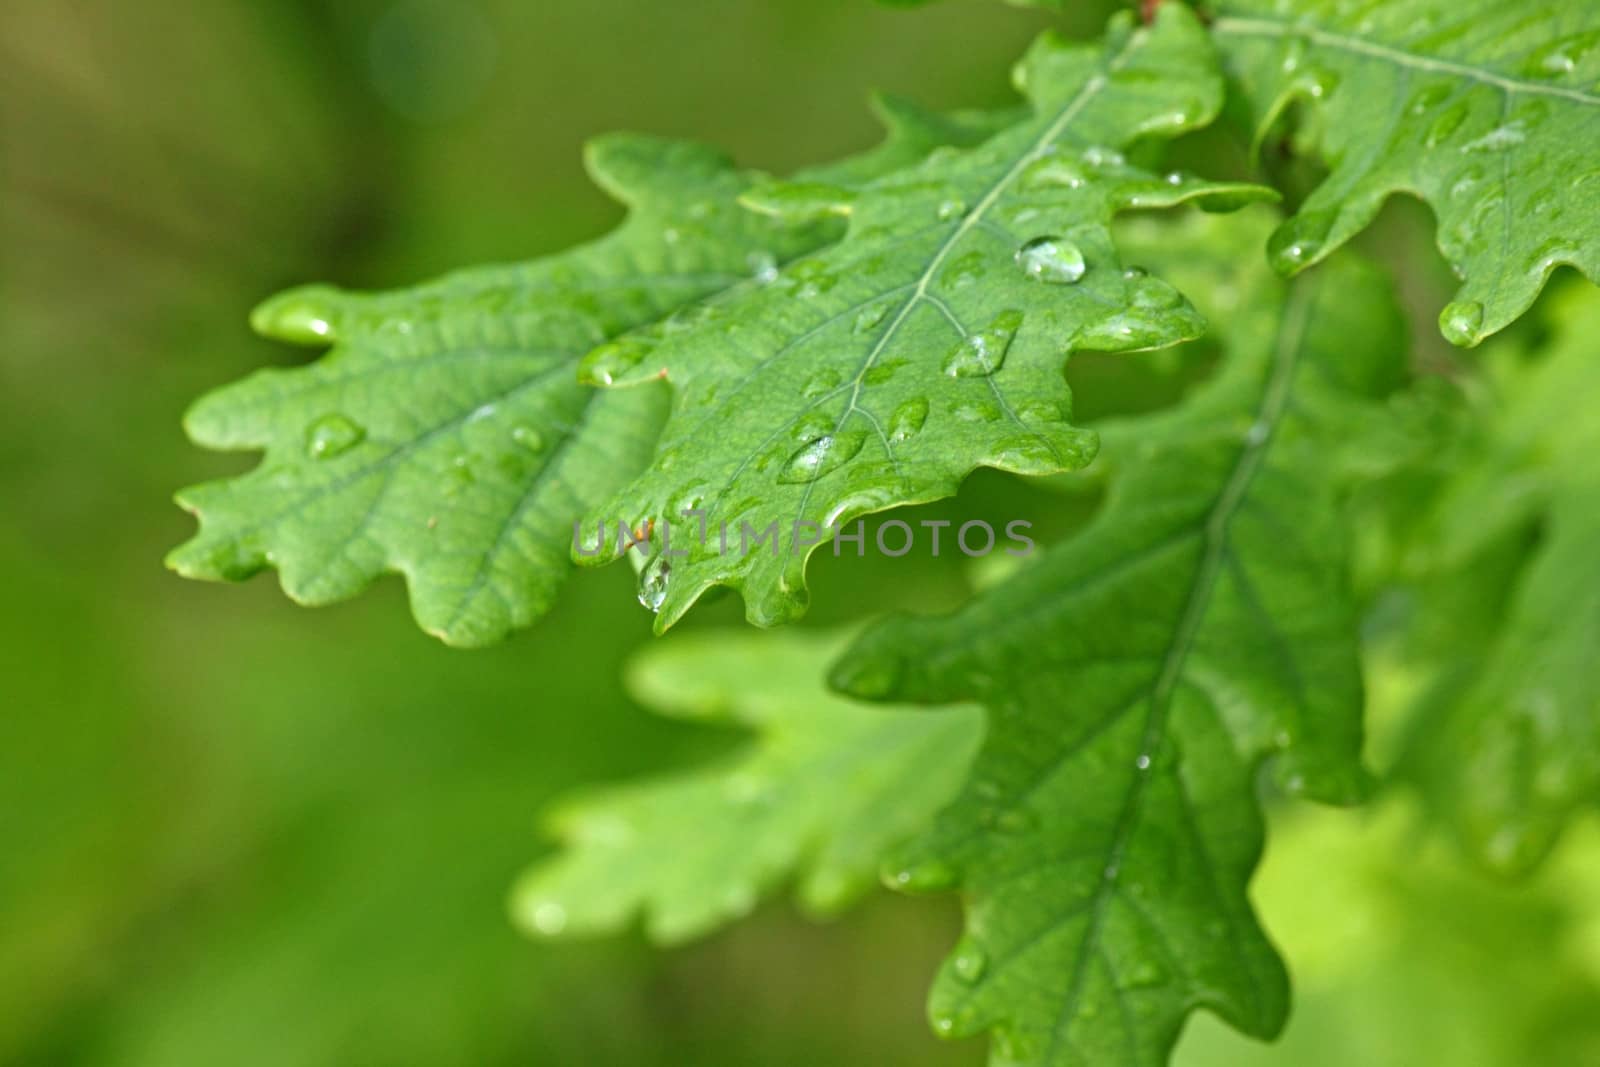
[1041,279,1316,1060]
[787,33,1150,545]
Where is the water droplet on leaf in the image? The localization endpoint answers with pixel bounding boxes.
[252,286,341,345]
[305,413,365,459]
[510,425,545,452]
[1016,236,1086,284]
[943,311,1022,377]
[581,335,655,385]
[951,941,989,984]
[886,859,958,893]
[887,397,929,442]
[854,302,892,334]
[777,430,867,484]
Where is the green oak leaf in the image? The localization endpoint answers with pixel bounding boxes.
[831,223,1413,1066]
[1207,0,1600,346]
[576,4,1274,632]
[168,101,1007,647]
[509,629,982,944]
[1397,285,1600,875]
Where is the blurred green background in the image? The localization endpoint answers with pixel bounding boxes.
[4,2,1599,1065]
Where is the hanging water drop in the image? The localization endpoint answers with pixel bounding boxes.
[637,554,671,613]
[1016,236,1086,284]
[1439,300,1485,346]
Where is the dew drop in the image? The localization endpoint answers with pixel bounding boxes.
[886,859,959,893]
[802,367,842,398]
[748,250,779,284]
[1425,101,1470,147]
[526,899,568,937]
[746,180,856,219]
[1082,145,1125,168]
[791,412,835,443]
[510,424,545,452]
[1130,279,1184,311]
[777,430,867,484]
[940,251,987,290]
[863,359,904,385]
[943,310,1022,377]
[1280,35,1308,74]
[951,941,989,984]
[887,397,929,442]
[1461,122,1527,154]
[1016,236,1086,284]
[251,286,341,345]
[1407,82,1452,115]
[854,302,892,334]
[952,400,1003,422]
[1439,299,1485,346]
[1297,65,1340,99]
[637,554,671,613]
[1015,399,1063,426]
[937,197,968,221]
[581,335,655,385]
[305,413,365,460]
[830,649,902,700]
[1023,155,1087,191]
[1135,753,1152,771]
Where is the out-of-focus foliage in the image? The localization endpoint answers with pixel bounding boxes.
[1381,283,1600,875]
[512,631,982,943]
[1177,800,1600,1067]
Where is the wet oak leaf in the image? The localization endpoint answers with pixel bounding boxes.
[577,4,1273,632]
[168,102,1006,647]
[1207,0,1600,346]
[833,227,1415,1067]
